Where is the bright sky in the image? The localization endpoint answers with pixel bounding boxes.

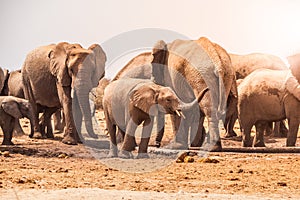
[1,0,300,78]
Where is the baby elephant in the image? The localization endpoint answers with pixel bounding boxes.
[0,96,35,145]
[239,69,300,147]
[103,78,208,158]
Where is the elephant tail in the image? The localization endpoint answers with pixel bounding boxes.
[199,37,230,119]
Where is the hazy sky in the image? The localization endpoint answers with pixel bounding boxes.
[1,0,300,77]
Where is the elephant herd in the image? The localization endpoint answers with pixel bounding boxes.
[1,37,300,158]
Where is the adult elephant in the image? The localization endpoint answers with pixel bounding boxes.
[22,42,106,144]
[151,37,237,151]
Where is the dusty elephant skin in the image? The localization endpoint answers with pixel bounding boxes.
[238,69,300,147]
[103,78,208,159]
[151,37,237,151]
[21,42,106,145]
[0,96,35,145]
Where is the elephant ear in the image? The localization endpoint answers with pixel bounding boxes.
[130,85,158,114]
[48,42,72,86]
[1,97,22,119]
[88,44,106,87]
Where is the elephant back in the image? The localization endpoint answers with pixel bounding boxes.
[112,52,153,81]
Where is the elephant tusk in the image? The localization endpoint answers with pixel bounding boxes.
[175,110,186,119]
[179,110,186,119]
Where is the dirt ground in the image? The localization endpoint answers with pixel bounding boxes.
[1,110,300,199]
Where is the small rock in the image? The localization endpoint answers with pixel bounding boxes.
[277,182,287,186]
[2,151,10,157]
[184,156,194,163]
[58,153,67,158]
[198,157,220,163]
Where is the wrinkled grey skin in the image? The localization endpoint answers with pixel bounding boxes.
[0,67,9,95]
[238,69,300,147]
[151,38,237,151]
[22,42,106,145]
[0,96,35,145]
[226,53,290,137]
[111,52,166,146]
[103,78,206,158]
[4,70,26,136]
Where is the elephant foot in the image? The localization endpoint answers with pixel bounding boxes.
[202,141,222,152]
[107,150,118,158]
[136,153,150,159]
[119,150,134,159]
[165,142,188,150]
[2,140,14,145]
[46,133,54,139]
[253,141,266,147]
[29,131,43,139]
[223,131,237,138]
[155,141,161,148]
[242,141,252,147]
[62,135,78,145]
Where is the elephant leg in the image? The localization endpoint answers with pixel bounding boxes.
[253,122,267,147]
[29,104,42,138]
[107,121,117,158]
[13,120,25,136]
[279,120,288,137]
[154,112,165,148]
[38,112,47,138]
[205,115,222,152]
[116,128,125,144]
[120,119,137,159]
[53,110,64,132]
[44,108,57,138]
[190,115,205,147]
[165,114,188,149]
[286,118,299,147]
[72,95,83,142]
[137,117,154,159]
[272,122,280,137]
[2,118,15,145]
[242,124,252,147]
[264,122,273,136]
[224,113,238,138]
[59,85,78,145]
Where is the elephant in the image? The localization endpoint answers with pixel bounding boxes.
[0,67,9,95]
[0,96,35,145]
[22,42,106,145]
[93,77,110,110]
[151,37,237,151]
[229,53,288,79]
[103,78,209,158]
[238,68,300,147]
[225,53,290,137]
[0,69,32,136]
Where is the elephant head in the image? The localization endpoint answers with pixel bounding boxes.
[130,84,208,117]
[288,53,300,82]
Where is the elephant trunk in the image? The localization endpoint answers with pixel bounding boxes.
[75,86,97,138]
[178,87,209,115]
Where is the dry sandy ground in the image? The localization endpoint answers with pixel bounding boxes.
[1,111,300,199]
